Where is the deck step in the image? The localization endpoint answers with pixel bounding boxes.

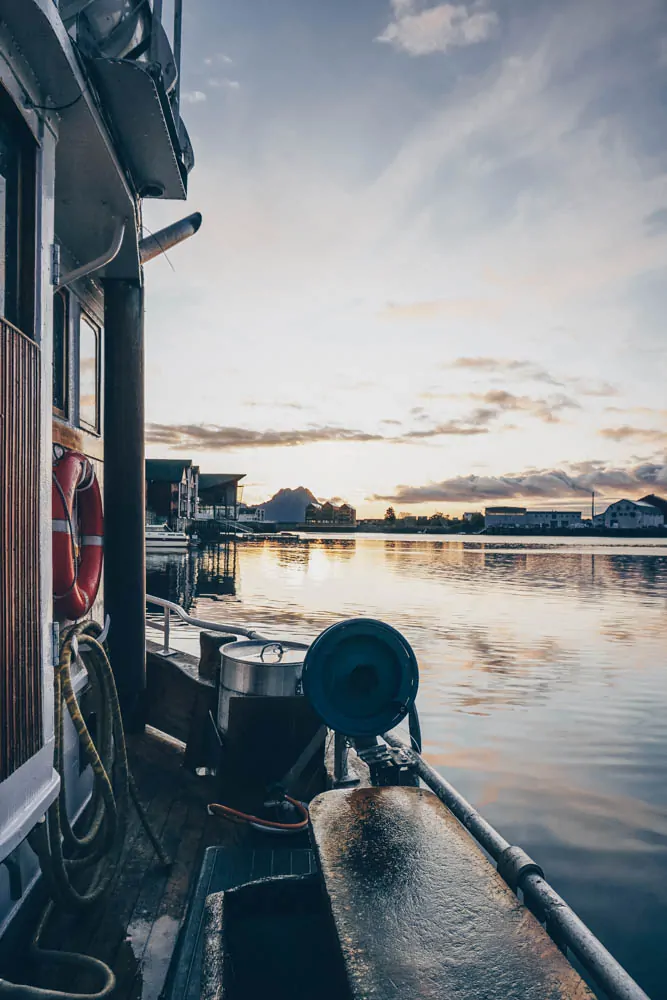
[309,786,595,1000]
[163,846,316,1000]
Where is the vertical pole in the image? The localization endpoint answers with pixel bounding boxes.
[163,606,170,655]
[173,0,183,120]
[150,0,163,62]
[103,278,146,729]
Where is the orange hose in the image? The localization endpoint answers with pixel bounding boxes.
[207,794,309,832]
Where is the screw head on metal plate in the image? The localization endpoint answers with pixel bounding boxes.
[302,618,419,737]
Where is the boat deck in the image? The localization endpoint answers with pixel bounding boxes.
[2,729,252,1000]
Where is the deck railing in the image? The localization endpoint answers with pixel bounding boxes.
[0,319,42,780]
[146,594,273,655]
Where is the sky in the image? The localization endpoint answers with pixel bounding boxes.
[144,0,667,516]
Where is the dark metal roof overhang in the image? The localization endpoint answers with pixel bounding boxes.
[88,58,187,201]
[3,0,140,279]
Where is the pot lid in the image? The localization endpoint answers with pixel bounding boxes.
[224,639,309,665]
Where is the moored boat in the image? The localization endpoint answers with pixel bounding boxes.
[146,523,190,551]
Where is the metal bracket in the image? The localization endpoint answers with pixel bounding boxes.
[51,243,61,287]
[357,743,419,787]
[497,845,544,893]
[333,732,360,788]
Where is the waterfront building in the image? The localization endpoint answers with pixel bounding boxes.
[484,507,583,530]
[593,499,665,530]
[197,473,246,523]
[484,506,527,528]
[146,459,200,528]
[305,501,357,525]
[238,505,266,523]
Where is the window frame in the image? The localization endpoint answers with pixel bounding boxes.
[78,308,101,435]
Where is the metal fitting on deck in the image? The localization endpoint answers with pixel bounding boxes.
[497,845,544,892]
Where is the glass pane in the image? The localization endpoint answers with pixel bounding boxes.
[53,292,67,414]
[79,314,98,431]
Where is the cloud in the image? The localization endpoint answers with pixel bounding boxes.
[571,380,619,397]
[599,426,667,443]
[402,409,494,437]
[644,207,667,237]
[207,78,241,90]
[370,460,667,504]
[146,423,386,450]
[445,357,564,386]
[468,389,580,423]
[204,53,234,67]
[442,360,620,399]
[145,412,496,451]
[380,298,504,320]
[242,400,307,410]
[377,0,498,56]
[181,90,207,104]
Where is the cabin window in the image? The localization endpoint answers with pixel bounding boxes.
[53,290,68,416]
[0,86,36,335]
[79,312,100,432]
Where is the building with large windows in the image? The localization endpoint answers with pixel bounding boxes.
[593,499,664,530]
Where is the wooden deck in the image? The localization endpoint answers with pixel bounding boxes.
[4,729,250,1000]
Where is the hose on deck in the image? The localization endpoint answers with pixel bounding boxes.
[0,621,168,999]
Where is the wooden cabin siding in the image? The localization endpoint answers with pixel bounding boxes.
[0,319,42,780]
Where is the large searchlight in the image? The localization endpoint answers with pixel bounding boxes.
[301,618,419,738]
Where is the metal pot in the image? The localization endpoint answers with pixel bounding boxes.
[217,639,309,734]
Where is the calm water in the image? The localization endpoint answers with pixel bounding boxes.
[147,534,667,998]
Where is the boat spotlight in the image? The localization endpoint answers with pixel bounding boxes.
[302,618,419,737]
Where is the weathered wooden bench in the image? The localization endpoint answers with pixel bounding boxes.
[309,785,594,999]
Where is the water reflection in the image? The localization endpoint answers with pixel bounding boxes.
[146,540,238,611]
[146,534,667,998]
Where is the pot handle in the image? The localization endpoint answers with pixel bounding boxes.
[260,642,285,661]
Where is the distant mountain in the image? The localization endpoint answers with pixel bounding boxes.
[257,487,319,523]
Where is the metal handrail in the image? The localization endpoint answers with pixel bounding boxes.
[146,593,274,654]
[382,732,650,1000]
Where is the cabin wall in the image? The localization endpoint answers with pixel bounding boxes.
[0,47,60,934]
[0,43,97,938]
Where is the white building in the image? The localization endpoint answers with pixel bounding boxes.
[524,511,583,530]
[484,507,527,528]
[238,506,266,523]
[593,500,664,530]
[484,507,583,530]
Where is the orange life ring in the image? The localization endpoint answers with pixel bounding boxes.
[52,450,104,621]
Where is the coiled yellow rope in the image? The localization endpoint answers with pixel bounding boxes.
[0,621,168,998]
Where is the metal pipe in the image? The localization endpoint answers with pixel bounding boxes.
[150,0,164,62]
[139,212,202,264]
[163,606,170,655]
[104,279,146,729]
[57,221,126,290]
[382,732,649,1000]
[146,594,274,644]
[334,732,348,784]
[521,874,649,1000]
